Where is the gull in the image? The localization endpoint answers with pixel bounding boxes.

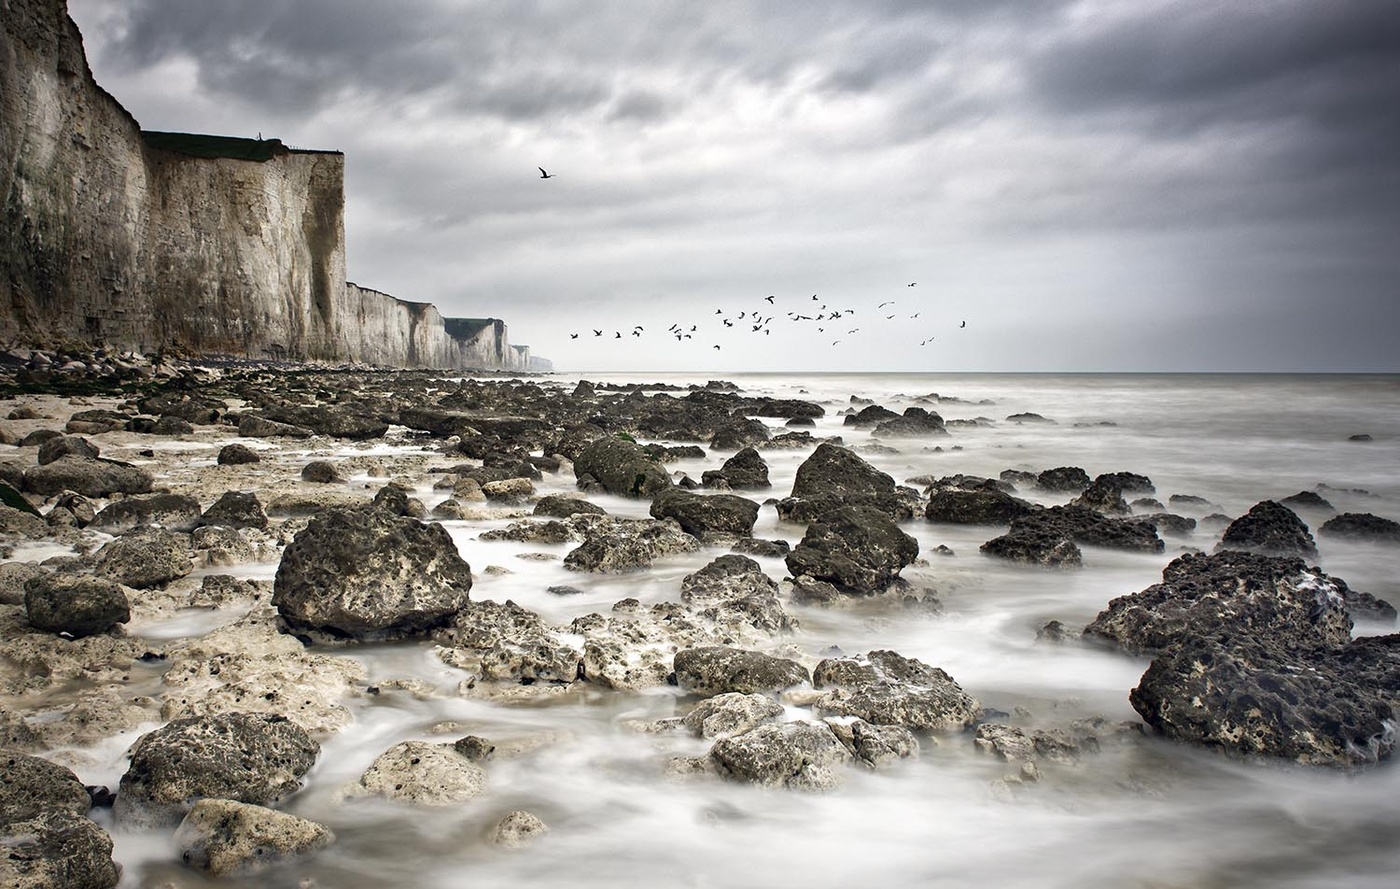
[960,321,966,328]
[908,282,916,287]
[885,314,896,319]
[614,331,622,339]
[878,301,893,308]
[715,309,723,315]
[765,295,775,303]
[570,333,579,339]
[593,330,603,337]
[538,167,555,179]
[631,330,641,337]
[723,319,734,327]
[713,344,721,350]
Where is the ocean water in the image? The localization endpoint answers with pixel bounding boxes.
[88,373,1400,888]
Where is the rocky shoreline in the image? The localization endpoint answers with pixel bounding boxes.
[1,363,1397,886]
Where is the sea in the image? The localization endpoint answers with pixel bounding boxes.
[78,372,1400,888]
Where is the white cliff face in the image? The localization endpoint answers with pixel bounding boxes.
[1,0,540,371]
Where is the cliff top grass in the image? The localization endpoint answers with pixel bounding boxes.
[142,131,293,162]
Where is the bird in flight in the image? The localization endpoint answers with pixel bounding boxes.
[569,333,579,339]
[960,321,967,328]
[538,167,555,179]
[907,282,916,287]
[878,301,893,308]
[713,344,721,350]
[593,329,603,337]
[765,295,775,304]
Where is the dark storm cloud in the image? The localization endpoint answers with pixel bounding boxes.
[1025,1,1400,179]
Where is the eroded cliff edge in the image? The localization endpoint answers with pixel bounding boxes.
[0,0,546,371]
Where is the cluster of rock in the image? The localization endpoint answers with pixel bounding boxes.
[1083,503,1398,767]
[2,367,1398,882]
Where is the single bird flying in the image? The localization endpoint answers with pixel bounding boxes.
[538,167,554,179]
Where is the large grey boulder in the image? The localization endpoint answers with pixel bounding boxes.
[681,692,786,739]
[779,442,915,522]
[1319,512,1400,544]
[673,646,811,696]
[88,493,203,534]
[813,649,980,732]
[22,455,153,498]
[926,488,1036,525]
[680,554,795,634]
[649,487,760,539]
[701,446,771,490]
[2,751,119,883]
[36,434,100,465]
[200,491,269,530]
[533,494,607,519]
[95,529,193,588]
[981,505,1163,564]
[356,740,486,805]
[785,505,919,595]
[273,503,473,639]
[1130,634,1399,768]
[1084,551,1352,655]
[116,712,320,827]
[709,721,853,790]
[24,575,130,638]
[175,799,335,876]
[562,516,699,573]
[1215,500,1318,560]
[573,436,672,498]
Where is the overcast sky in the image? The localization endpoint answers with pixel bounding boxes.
[67,0,1400,373]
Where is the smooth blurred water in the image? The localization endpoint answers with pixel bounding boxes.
[97,373,1400,888]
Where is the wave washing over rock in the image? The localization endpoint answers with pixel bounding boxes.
[1,366,1397,887]
[0,0,548,372]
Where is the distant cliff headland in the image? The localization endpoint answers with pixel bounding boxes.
[0,0,548,372]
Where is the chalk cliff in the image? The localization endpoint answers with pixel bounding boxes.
[0,0,545,371]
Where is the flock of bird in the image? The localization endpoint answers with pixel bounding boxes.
[565,286,966,351]
[543,168,966,351]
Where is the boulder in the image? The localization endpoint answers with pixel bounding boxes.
[1036,466,1091,492]
[37,434,100,465]
[22,455,153,498]
[300,460,340,483]
[991,505,1163,555]
[273,503,473,639]
[825,717,921,768]
[217,443,261,466]
[872,407,946,437]
[116,712,320,827]
[1070,477,1131,515]
[533,495,607,519]
[1130,634,1399,768]
[95,529,193,588]
[710,418,771,450]
[562,516,699,573]
[649,487,760,539]
[842,404,900,426]
[701,446,771,490]
[481,477,536,503]
[681,692,786,739]
[573,436,672,498]
[88,493,203,534]
[1,752,92,821]
[813,649,980,731]
[709,721,853,790]
[0,811,120,889]
[258,404,389,440]
[24,575,130,638]
[673,646,811,696]
[0,503,47,539]
[200,491,269,530]
[1215,500,1318,559]
[491,811,548,849]
[784,505,919,595]
[356,741,486,805]
[1319,512,1400,544]
[679,554,793,636]
[1084,551,1353,655]
[174,799,335,877]
[980,529,1083,568]
[926,488,1036,525]
[236,414,313,439]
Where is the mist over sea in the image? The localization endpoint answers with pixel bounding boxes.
[97,372,1400,888]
